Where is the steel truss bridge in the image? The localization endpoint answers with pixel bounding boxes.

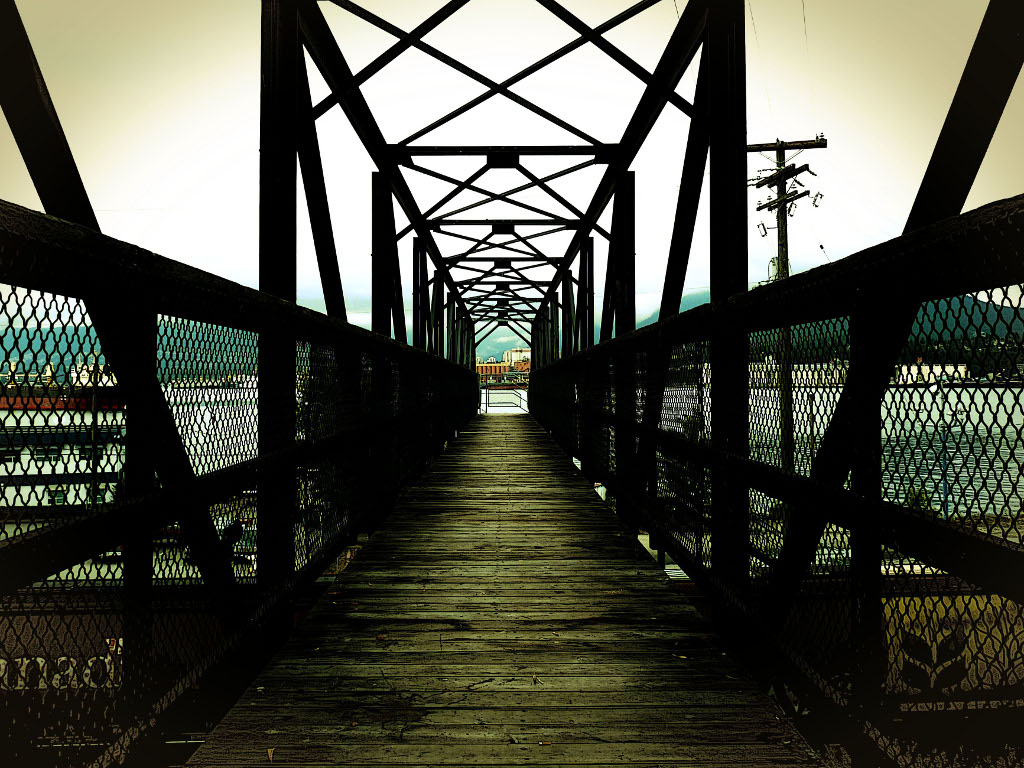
[1,0,1023,766]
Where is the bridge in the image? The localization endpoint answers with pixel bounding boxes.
[0,1,1023,767]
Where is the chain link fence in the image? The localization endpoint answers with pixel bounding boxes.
[0,202,477,766]
[530,193,1024,767]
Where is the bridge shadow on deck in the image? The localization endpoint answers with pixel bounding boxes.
[188,414,820,767]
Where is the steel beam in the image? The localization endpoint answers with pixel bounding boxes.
[402,159,600,236]
[0,0,235,598]
[298,3,470,323]
[434,218,579,227]
[561,273,575,356]
[393,145,617,158]
[331,0,600,145]
[312,0,470,117]
[259,0,301,585]
[614,171,636,336]
[372,172,407,342]
[452,256,566,263]
[659,48,709,320]
[297,50,346,320]
[707,0,748,589]
[398,161,564,232]
[539,0,708,312]
[515,163,610,239]
[533,0,693,117]
[397,0,660,145]
[413,238,428,349]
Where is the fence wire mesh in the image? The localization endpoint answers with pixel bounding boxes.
[0,214,476,767]
[530,197,1024,767]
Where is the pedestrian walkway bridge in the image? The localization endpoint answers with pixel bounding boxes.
[2,1,1024,767]
[189,415,816,767]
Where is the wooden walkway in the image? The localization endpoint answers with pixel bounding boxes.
[188,414,820,767]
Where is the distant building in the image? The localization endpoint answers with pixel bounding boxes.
[502,348,530,364]
[485,356,498,364]
[0,384,125,510]
[747,360,847,388]
[68,360,118,388]
[477,361,512,381]
[893,363,969,385]
[476,359,530,385]
[0,370,260,512]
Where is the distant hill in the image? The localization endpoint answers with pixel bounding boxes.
[0,318,256,383]
[475,288,1022,372]
[5,289,1016,377]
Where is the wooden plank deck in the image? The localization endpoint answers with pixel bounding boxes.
[188,414,820,767]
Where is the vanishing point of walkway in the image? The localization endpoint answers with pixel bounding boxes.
[189,415,820,767]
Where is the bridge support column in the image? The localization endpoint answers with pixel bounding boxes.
[561,273,574,357]
[372,172,407,343]
[551,292,560,361]
[577,236,594,351]
[601,172,635,343]
[121,311,158,700]
[259,0,299,586]
[849,288,885,721]
[614,343,638,534]
[446,298,456,361]
[431,280,444,356]
[412,238,428,349]
[707,0,749,594]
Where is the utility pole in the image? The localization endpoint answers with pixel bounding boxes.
[748,135,827,280]
[747,135,826,475]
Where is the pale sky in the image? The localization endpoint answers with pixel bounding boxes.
[1,0,1021,354]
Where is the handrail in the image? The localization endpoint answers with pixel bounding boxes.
[0,200,478,766]
[530,192,1024,757]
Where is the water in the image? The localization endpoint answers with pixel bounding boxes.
[740,385,1024,526]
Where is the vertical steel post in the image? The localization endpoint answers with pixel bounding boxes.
[258,0,299,585]
[447,299,456,361]
[551,293,560,361]
[849,288,884,722]
[412,238,427,349]
[434,281,445,356]
[562,275,574,357]
[609,171,638,526]
[584,237,595,349]
[612,172,636,336]
[574,244,585,352]
[372,172,393,338]
[530,316,539,369]
[392,274,408,345]
[121,311,157,700]
[707,0,748,591]
[614,342,637,533]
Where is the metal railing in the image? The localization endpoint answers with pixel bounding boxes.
[530,192,1024,766]
[0,201,477,767]
[479,384,529,413]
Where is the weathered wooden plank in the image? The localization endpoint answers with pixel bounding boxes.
[191,741,818,766]
[188,414,819,768]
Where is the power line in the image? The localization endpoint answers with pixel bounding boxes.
[799,0,818,120]
[746,0,774,127]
